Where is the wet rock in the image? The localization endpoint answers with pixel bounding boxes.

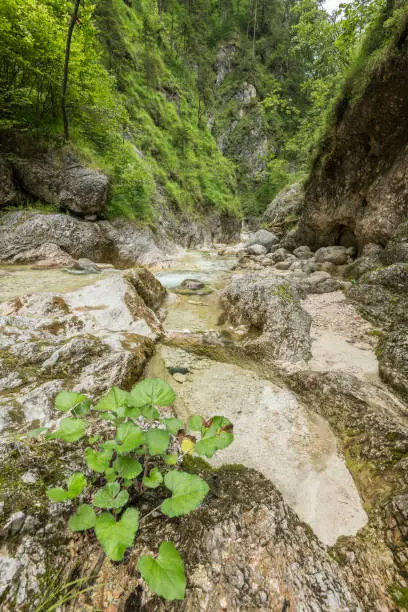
[125,267,167,311]
[269,247,291,263]
[76,257,101,273]
[21,243,77,269]
[179,278,205,291]
[247,229,279,251]
[315,246,349,265]
[220,274,311,363]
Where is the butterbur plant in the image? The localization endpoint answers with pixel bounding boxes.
[39,378,233,601]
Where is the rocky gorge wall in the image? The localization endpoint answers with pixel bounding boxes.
[293,0,408,254]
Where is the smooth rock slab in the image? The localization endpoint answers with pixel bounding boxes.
[154,346,367,546]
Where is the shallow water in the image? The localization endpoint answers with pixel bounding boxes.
[0,265,117,302]
[149,250,368,546]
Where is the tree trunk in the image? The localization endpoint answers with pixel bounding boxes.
[61,0,81,141]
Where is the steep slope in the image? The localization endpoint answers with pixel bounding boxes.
[296,0,408,252]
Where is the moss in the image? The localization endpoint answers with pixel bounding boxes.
[271,283,294,303]
[389,585,408,610]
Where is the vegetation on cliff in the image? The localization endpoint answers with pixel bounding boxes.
[0,0,392,220]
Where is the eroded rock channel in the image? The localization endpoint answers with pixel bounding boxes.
[0,240,407,610]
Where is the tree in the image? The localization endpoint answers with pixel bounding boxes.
[61,0,81,140]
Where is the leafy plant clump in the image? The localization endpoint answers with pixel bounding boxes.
[35,379,233,601]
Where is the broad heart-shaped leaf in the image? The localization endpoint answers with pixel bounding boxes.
[93,482,129,509]
[129,379,176,409]
[116,422,144,454]
[143,467,163,488]
[25,427,48,438]
[162,418,184,435]
[194,416,234,458]
[188,415,203,432]
[161,471,209,517]
[145,429,170,456]
[95,508,139,561]
[49,417,87,442]
[67,472,87,496]
[68,504,96,532]
[138,541,186,600]
[181,438,195,455]
[113,456,143,480]
[86,447,113,473]
[93,387,130,417]
[47,472,86,502]
[55,391,88,413]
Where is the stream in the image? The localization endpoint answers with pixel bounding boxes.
[150,249,368,546]
[0,249,371,547]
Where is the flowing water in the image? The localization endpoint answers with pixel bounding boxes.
[152,249,368,546]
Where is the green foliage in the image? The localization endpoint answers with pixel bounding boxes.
[138,542,186,601]
[41,378,234,601]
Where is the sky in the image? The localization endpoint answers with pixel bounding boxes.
[323,0,349,12]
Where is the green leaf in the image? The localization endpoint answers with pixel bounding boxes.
[138,541,186,600]
[145,429,170,455]
[129,379,176,409]
[93,482,129,509]
[162,418,184,435]
[163,454,178,466]
[88,435,101,444]
[140,404,160,420]
[85,447,113,473]
[55,391,88,413]
[143,467,163,488]
[188,415,203,431]
[194,416,233,458]
[25,427,48,438]
[46,487,70,502]
[68,504,96,532]
[95,508,139,561]
[105,468,117,483]
[116,422,144,454]
[49,417,87,442]
[161,471,209,517]
[113,456,143,480]
[94,387,130,417]
[124,405,142,419]
[67,472,87,497]
[46,472,86,502]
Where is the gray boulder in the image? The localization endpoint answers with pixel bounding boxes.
[246,243,268,256]
[247,229,279,251]
[179,278,205,290]
[315,246,349,265]
[262,182,305,236]
[220,274,311,363]
[293,245,314,260]
[378,329,408,399]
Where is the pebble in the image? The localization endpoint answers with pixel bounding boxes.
[173,373,187,383]
[21,471,38,485]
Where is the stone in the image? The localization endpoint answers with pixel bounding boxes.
[28,243,77,269]
[21,471,38,485]
[294,245,313,259]
[315,246,349,265]
[262,182,304,237]
[247,229,279,251]
[275,260,292,270]
[220,274,311,363]
[76,258,101,273]
[3,511,26,536]
[179,278,205,291]
[0,556,21,597]
[269,247,291,263]
[246,243,268,256]
[378,329,408,399]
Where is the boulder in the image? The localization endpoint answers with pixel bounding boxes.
[293,245,313,259]
[269,247,291,264]
[76,258,101,273]
[11,154,108,216]
[246,244,268,256]
[315,246,349,265]
[28,243,77,269]
[262,182,305,236]
[247,229,279,251]
[179,278,205,291]
[220,274,311,363]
